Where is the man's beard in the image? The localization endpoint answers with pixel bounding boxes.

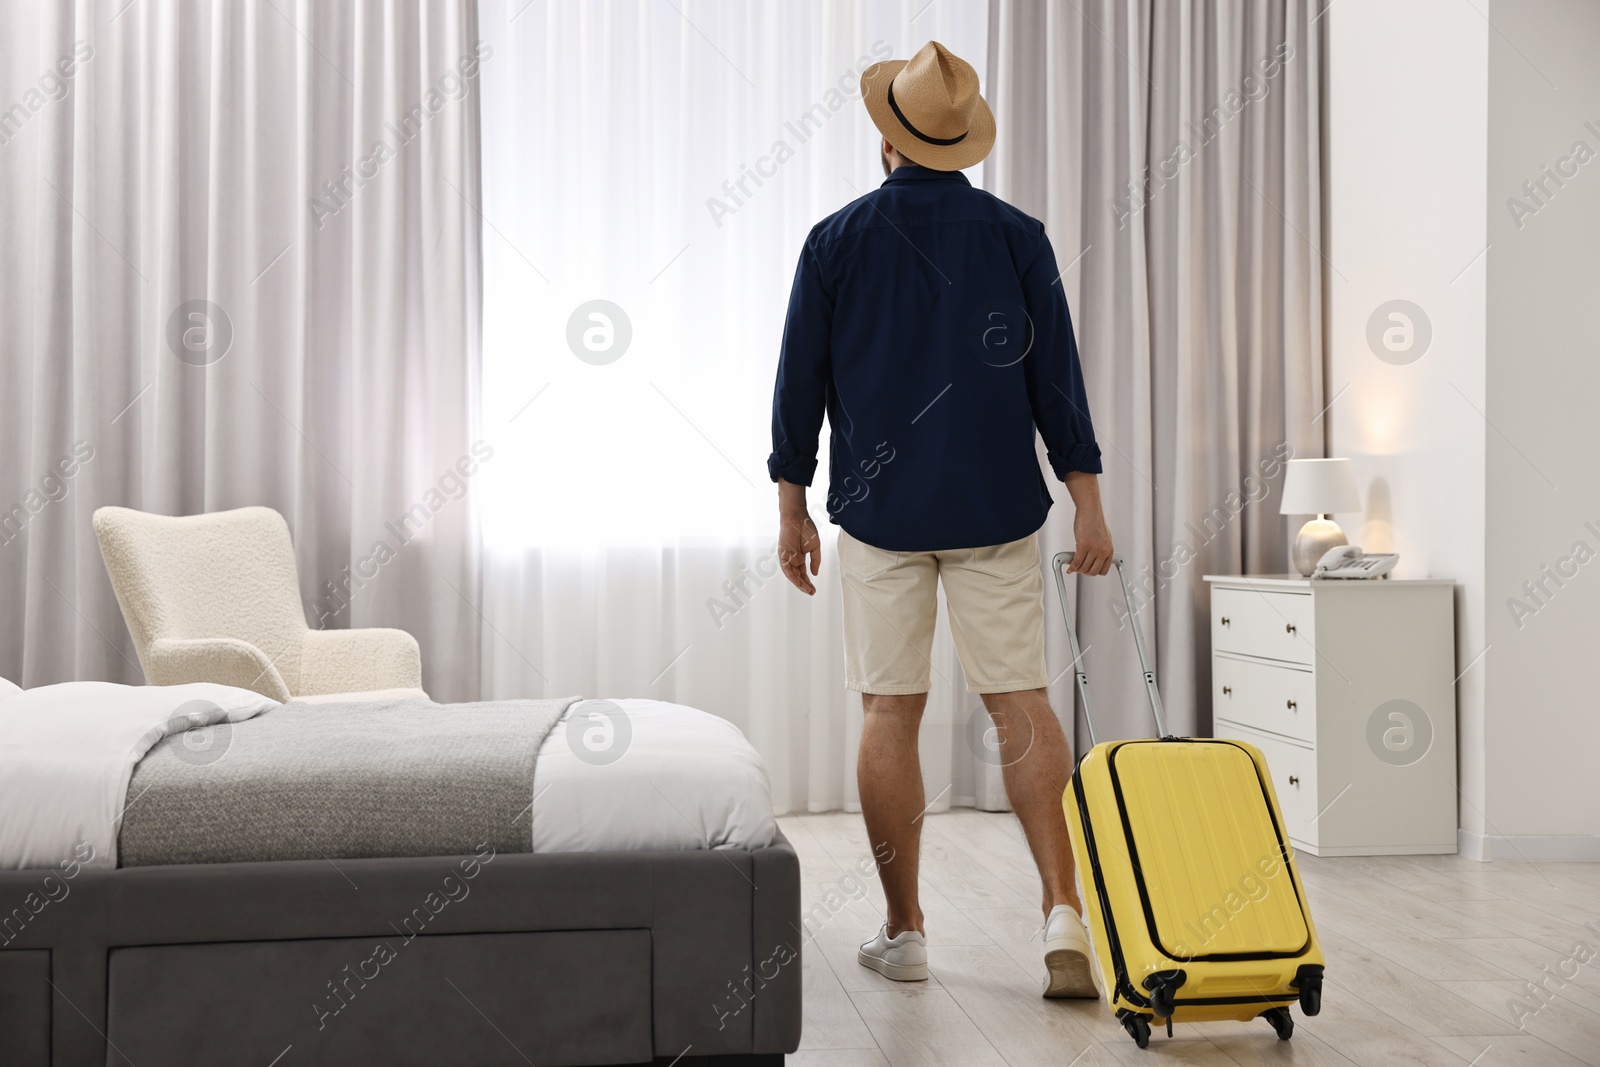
[881,147,892,177]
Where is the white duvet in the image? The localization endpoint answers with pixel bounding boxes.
[0,687,775,870]
[0,682,279,870]
[531,699,777,852]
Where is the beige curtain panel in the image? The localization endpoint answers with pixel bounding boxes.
[987,0,1326,744]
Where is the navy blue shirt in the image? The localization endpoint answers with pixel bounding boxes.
[767,165,1102,552]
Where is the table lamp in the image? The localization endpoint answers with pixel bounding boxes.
[1279,458,1361,576]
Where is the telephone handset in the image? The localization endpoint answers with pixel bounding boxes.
[1313,545,1399,580]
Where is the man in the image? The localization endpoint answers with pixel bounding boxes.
[766,40,1113,999]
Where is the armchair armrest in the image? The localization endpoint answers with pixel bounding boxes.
[297,627,423,697]
[145,637,292,702]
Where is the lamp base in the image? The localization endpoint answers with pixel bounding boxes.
[1292,518,1347,577]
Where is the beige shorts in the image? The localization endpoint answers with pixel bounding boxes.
[837,529,1049,695]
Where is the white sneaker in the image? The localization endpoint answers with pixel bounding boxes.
[858,923,929,981]
[1042,905,1100,998]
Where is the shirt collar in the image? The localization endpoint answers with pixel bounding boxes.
[882,164,971,187]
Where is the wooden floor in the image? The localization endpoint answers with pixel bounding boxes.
[778,811,1600,1067]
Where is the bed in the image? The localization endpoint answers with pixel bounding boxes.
[0,684,801,1067]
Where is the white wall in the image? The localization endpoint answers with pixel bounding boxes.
[1324,1,1489,838]
[1327,0,1600,859]
[1482,0,1600,854]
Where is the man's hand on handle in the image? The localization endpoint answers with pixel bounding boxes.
[778,479,821,595]
[1064,470,1114,576]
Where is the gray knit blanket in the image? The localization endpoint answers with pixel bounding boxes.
[118,696,579,867]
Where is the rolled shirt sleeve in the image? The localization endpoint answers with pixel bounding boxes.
[767,234,834,486]
[1021,227,1103,479]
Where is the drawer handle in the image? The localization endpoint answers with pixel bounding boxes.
[1288,775,1300,786]
[1220,616,1231,627]
[1286,699,1297,710]
[1222,686,1232,696]
[1285,623,1297,635]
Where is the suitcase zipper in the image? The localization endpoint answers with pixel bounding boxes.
[1071,766,1147,1008]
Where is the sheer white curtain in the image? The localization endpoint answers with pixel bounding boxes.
[476,0,1001,813]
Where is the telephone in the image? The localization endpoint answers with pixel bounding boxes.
[1313,545,1399,580]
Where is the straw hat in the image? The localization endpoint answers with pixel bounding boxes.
[861,41,995,172]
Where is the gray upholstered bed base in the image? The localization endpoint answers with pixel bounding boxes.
[0,833,801,1066]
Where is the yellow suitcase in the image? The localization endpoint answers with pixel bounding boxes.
[1054,553,1325,1049]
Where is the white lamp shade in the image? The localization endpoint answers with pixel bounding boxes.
[1279,458,1360,516]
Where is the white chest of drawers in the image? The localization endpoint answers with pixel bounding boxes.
[1203,575,1457,856]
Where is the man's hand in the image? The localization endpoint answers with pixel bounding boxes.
[1064,470,1114,576]
[778,480,822,595]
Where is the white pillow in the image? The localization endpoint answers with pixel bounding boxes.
[0,677,22,703]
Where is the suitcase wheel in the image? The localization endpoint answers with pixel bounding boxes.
[1142,970,1186,1020]
[1119,1013,1152,1049]
[1262,1006,1294,1041]
[1294,965,1324,1016]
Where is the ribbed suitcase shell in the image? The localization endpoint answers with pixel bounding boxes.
[1054,554,1325,1043]
[1065,736,1325,1022]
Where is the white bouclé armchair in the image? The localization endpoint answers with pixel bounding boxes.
[93,505,426,703]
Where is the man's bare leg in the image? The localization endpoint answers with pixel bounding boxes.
[980,687,1082,919]
[857,692,928,937]
[984,687,1099,997]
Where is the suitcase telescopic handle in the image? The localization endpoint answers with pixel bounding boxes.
[1052,551,1170,746]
